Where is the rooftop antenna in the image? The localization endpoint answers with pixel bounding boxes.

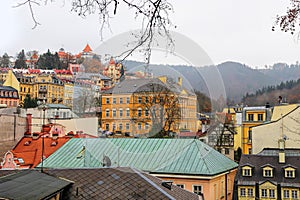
[102,155,112,167]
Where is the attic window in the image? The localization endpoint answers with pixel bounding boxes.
[242,166,252,177]
[24,141,31,146]
[284,167,296,178]
[262,166,273,177]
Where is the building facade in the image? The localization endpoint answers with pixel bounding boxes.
[234,147,300,200]
[101,77,198,137]
[0,86,19,107]
[241,106,272,154]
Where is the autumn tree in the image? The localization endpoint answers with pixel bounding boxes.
[273,0,300,34]
[194,90,212,113]
[132,80,181,138]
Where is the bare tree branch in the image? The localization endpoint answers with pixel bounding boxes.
[15,0,175,64]
[14,0,41,29]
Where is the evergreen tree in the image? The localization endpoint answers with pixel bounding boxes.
[37,49,62,69]
[14,50,27,69]
[0,53,10,67]
[23,94,38,109]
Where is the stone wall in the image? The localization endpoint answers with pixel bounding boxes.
[0,115,26,141]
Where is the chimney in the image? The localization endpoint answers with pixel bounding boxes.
[278,138,285,164]
[24,114,32,136]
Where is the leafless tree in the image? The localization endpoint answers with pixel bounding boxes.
[14,0,175,63]
[132,81,181,137]
[73,84,95,115]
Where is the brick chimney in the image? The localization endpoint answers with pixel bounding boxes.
[24,114,32,136]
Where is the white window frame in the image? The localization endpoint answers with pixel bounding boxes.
[193,185,202,195]
[112,109,116,117]
[261,189,267,198]
[269,189,275,198]
[145,122,149,130]
[248,188,253,197]
[292,190,298,199]
[138,108,142,117]
[126,123,130,130]
[284,190,290,199]
[119,109,123,117]
[240,188,246,197]
[105,109,110,117]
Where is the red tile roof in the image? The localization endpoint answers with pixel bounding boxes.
[83,44,92,53]
[8,136,71,168]
[109,57,115,65]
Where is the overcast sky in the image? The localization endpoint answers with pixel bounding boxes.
[0,0,299,68]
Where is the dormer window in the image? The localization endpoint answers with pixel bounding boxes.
[263,166,273,177]
[242,166,252,176]
[284,167,296,178]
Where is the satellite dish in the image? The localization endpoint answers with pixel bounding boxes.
[102,155,111,167]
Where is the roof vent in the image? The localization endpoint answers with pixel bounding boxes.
[51,141,57,146]
[24,141,31,146]
[161,181,173,190]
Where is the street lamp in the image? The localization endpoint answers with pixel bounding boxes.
[37,98,47,172]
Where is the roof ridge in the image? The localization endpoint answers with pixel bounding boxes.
[194,140,213,174]
[131,167,175,200]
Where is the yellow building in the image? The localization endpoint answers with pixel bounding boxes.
[34,74,64,103]
[62,80,74,109]
[101,77,198,136]
[102,58,124,85]
[241,106,272,154]
[3,70,19,92]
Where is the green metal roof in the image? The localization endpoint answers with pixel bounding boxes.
[39,139,238,176]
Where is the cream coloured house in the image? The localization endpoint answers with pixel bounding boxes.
[252,104,300,154]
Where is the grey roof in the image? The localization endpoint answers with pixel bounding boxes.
[46,103,71,110]
[0,170,72,200]
[0,86,17,92]
[76,72,111,80]
[258,148,300,156]
[235,148,300,186]
[102,77,193,96]
[43,167,199,200]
